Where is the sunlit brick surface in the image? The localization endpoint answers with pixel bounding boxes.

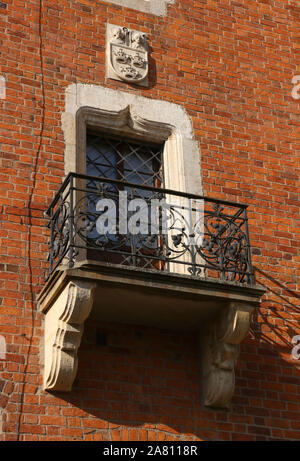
[0,0,299,441]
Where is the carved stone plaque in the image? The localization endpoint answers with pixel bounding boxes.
[106,24,149,87]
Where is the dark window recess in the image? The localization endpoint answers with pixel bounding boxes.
[86,133,164,189]
[96,332,107,346]
[85,133,165,269]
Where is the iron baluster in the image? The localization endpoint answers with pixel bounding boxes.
[69,174,74,268]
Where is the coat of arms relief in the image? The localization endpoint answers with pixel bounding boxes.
[106,24,149,86]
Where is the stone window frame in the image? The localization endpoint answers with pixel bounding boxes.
[62,84,202,197]
[100,0,174,16]
[62,83,202,271]
[76,105,173,182]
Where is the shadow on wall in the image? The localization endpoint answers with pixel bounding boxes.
[250,266,300,349]
[43,277,300,442]
[47,322,223,440]
[69,324,207,441]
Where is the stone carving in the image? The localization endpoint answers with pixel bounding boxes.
[39,257,261,398]
[0,76,6,100]
[99,0,174,16]
[106,24,149,86]
[203,302,253,408]
[0,334,6,360]
[291,75,300,100]
[131,32,147,49]
[113,26,127,43]
[43,280,96,392]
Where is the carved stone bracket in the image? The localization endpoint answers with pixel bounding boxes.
[203,302,254,408]
[39,264,263,400]
[43,280,96,392]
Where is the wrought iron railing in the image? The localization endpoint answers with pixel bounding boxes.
[46,172,255,285]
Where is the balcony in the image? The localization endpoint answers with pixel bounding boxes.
[38,173,264,407]
[46,172,255,283]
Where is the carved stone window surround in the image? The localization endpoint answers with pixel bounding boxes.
[62,84,202,196]
[62,84,202,272]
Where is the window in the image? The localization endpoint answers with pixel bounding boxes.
[62,85,202,276]
[86,132,164,188]
[84,132,166,269]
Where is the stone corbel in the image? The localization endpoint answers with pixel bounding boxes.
[203,302,254,408]
[43,280,96,392]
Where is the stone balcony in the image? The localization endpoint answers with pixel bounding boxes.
[38,173,264,408]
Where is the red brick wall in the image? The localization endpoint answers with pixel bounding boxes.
[0,0,299,441]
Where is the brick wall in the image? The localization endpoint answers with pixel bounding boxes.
[0,0,299,440]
